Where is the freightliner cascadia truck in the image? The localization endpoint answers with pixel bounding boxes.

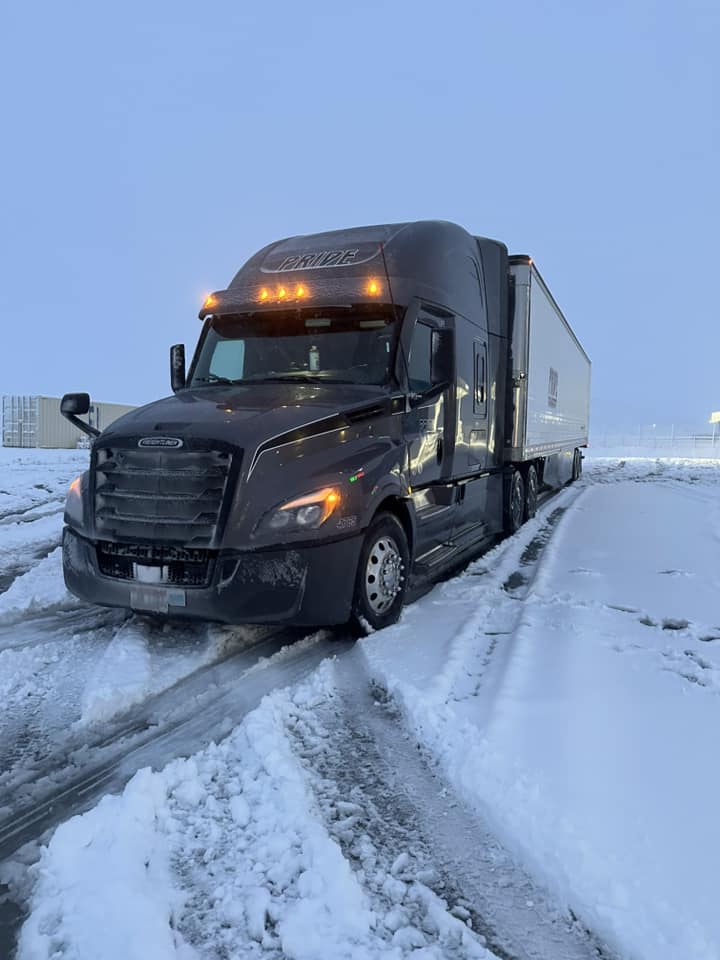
[61,221,590,631]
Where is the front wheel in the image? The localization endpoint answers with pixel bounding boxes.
[351,512,410,633]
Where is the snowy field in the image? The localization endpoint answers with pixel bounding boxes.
[1,450,719,960]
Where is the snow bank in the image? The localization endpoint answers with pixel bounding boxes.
[20,662,496,959]
[17,769,196,960]
[19,668,395,960]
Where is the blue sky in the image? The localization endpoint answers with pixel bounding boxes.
[1,0,717,429]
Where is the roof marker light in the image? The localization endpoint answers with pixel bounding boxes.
[203,294,217,309]
[277,286,287,300]
[295,284,308,298]
[259,287,270,301]
[366,279,381,296]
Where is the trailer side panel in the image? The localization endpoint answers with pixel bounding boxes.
[508,263,590,461]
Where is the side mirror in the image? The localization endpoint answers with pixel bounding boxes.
[171,344,186,392]
[431,329,454,386]
[61,392,91,416]
[59,392,100,439]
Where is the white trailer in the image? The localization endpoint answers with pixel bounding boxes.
[506,257,591,464]
[2,396,135,448]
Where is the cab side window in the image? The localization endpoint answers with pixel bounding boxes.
[408,321,433,393]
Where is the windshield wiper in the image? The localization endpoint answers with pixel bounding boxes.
[247,374,352,384]
[192,375,246,385]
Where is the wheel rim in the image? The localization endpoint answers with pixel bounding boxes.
[511,475,524,528]
[365,535,404,615]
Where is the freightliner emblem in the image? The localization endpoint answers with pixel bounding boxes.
[138,437,184,448]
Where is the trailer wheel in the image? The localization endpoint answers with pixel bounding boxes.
[524,464,538,520]
[505,469,525,535]
[351,512,410,634]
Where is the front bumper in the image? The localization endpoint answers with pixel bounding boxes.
[62,526,363,626]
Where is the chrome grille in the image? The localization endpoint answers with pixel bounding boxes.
[93,443,234,546]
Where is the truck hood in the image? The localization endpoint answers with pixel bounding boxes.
[99,382,393,450]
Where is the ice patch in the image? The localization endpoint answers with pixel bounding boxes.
[77,619,241,726]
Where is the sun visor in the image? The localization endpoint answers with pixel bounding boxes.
[199,240,395,318]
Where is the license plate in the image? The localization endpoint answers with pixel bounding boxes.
[130,586,186,613]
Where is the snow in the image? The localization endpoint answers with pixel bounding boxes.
[16,768,196,960]
[76,618,247,726]
[17,665,493,960]
[0,454,277,803]
[360,457,720,960]
[0,448,87,519]
[6,451,720,960]
[0,547,76,620]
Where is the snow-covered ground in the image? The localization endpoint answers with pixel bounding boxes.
[2,450,720,960]
[0,451,287,803]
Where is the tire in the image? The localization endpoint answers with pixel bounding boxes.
[351,512,410,633]
[505,468,525,535]
[524,464,538,521]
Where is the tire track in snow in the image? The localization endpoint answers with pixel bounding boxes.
[0,502,64,528]
[0,633,351,959]
[0,507,66,600]
[420,483,588,715]
[0,628,351,863]
[0,543,61,598]
[0,610,277,802]
[0,606,114,655]
[289,651,614,960]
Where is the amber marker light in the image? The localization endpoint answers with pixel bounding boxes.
[69,476,82,495]
[258,287,270,302]
[295,284,308,299]
[203,294,217,309]
[366,278,381,296]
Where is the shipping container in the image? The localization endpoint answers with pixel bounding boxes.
[2,396,135,448]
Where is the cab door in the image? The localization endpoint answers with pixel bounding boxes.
[403,307,456,560]
[451,334,492,548]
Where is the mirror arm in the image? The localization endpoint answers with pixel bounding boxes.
[61,411,100,439]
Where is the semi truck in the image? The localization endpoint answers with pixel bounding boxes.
[61,221,590,631]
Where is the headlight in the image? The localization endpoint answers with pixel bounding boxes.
[65,472,87,527]
[256,486,341,537]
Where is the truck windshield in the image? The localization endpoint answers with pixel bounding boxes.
[190,307,400,387]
